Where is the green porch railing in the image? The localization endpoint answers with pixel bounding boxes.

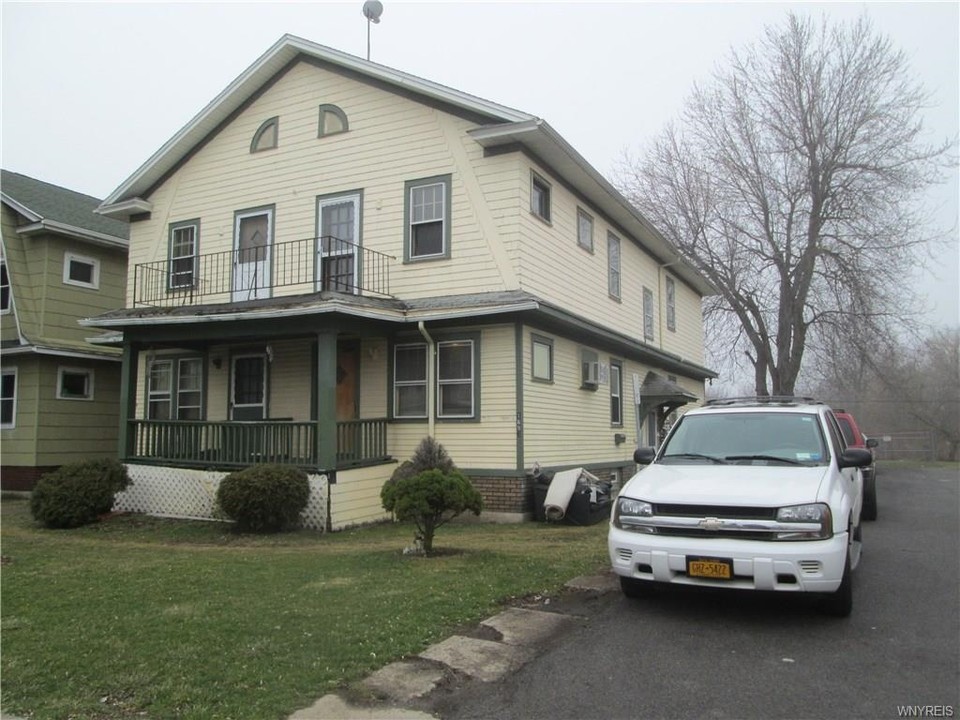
[127,419,389,469]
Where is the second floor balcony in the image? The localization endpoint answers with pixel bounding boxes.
[132,235,394,307]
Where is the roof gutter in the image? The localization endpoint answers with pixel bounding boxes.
[17,220,128,250]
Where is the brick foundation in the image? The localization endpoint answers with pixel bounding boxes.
[1,466,59,492]
[469,474,533,515]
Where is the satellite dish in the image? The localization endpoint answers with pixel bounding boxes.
[362,0,383,24]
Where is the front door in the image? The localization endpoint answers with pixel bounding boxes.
[317,195,359,293]
[231,354,266,421]
[233,209,272,301]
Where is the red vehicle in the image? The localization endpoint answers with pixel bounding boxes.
[833,409,878,520]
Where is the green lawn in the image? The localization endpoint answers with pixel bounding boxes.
[0,497,609,720]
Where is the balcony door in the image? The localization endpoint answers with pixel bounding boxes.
[317,194,359,294]
[233,208,273,301]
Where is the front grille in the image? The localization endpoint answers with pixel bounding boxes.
[799,561,822,574]
[657,527,772,541]
[653,504,777,520]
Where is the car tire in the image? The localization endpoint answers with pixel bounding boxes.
[620,576,650,599]
[820,550,853,618]
[862,473,878,521]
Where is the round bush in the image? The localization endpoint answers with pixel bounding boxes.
[30,458,131,529]
[216,464,310,532]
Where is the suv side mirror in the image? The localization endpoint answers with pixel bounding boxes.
[838,448,873,469]
[866,437,879,449]
[634,447,656,465]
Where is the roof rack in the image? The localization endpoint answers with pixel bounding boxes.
[704,396,823,407]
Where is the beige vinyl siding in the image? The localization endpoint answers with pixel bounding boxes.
[660,275,705,363]
[388,324,516,469]
[359,337,388,417]
[0,357,38,465]
[128,60,517,307]
[34,356,121,464]
[267,340,312,420]
[330,461,397,530]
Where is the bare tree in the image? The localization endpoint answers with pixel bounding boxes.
[619,13,953,395]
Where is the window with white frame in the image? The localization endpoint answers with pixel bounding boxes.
[610,360,623,426]
[169,220,199,289]
[532,335,553,382]
[57,367,94,400]
[666,276,677,332]
[437,340,474,418]
[405,176,450,261]
[393,343,428,418]
[577,208,594,252]
[0,258,10,313]
[608,233,621,299]
[643,287,655,341]
[63,253,100,289]
[147,357,204,420]
[531,172,551,222]
[1,368,16,428]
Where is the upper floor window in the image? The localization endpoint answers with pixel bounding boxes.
[1,368,16,428]
[169,220,199,290]
[0,259,10,313]
[610,360,623,426]
[531,334,554,382]
[404,175,451,262]
[577,208,594,252]
[57,367,94,401]
[318,104,349,137]
[250,117,279,153]
[63,253,100,289]
[608,233,621,299]
[531,172,551,223]
[666,276,677,332]
[643,287,655,341]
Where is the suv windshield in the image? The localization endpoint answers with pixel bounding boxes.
[660,412,828,466]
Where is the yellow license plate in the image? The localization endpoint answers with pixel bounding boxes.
[687,557,733,580]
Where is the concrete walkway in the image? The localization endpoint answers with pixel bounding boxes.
[288,571,618,719]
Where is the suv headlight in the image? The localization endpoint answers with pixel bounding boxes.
[613,497,656,533]
[776,503,832,540]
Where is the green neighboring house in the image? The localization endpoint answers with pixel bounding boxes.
[1,170,129,490]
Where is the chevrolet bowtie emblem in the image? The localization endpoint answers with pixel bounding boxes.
[699,517,723,531]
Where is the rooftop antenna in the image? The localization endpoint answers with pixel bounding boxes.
[362,0,383,61]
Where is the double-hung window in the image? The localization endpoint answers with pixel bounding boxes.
[577,208,594,252]
[0,258,10,313]
[666,276,677,332]
[608,233,621,299]
[532,335,553,382]
[610,360,623,426]
[643,287,655,341]
[392,338,477,419]
[437,340,474,418]
[531,173,551,222]
[1,368,16,428]
[394,343,428,418]
[405,175,451,261]
[169,220,199,289]
[147,357,204,420]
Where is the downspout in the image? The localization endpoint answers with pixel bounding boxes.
[418,321,436,438]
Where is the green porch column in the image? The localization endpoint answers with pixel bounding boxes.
[117,341,139,460]
[316,331,338,471]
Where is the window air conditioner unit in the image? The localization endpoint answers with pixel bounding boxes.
[583,361,600,385]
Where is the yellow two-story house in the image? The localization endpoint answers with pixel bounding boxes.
[1,170,129,489]
[85,35,715,528]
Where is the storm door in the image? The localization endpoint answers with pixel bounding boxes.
[233,209,272,301]
[317,195,359,293]
[231,354,266,421]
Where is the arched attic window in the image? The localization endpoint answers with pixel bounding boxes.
[250,116,279,153]
[318,104,349,138]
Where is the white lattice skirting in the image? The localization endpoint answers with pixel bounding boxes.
[115,464,330,530]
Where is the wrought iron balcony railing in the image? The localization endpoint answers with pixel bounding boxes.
[133,235,394,307]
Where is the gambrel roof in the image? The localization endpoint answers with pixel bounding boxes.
[97,34,714,296]
[1,169,128,249]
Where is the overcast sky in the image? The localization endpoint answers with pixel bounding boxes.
[2,1,957,328]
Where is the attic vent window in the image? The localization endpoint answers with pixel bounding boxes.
[251,117,279,153]
[63,252,100,289]
[318,104,349,137]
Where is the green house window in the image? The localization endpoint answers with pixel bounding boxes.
[1,368,16,428]
[57,367,94,401]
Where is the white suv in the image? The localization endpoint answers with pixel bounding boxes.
[608,398,873,616]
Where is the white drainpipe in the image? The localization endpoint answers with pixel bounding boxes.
[418,321,436,437]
